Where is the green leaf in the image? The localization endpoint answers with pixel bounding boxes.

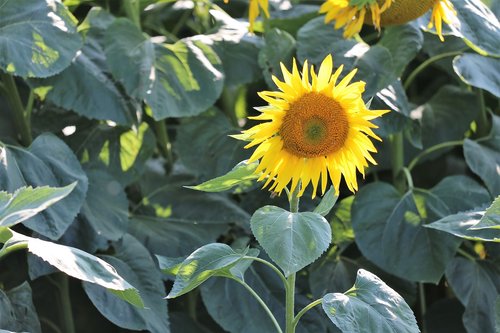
[167,243,249,298]
[200,264,286,333]
[1,229,143,307]
[0,0,82,78]
[379,24,424,78]
[0,183,76,227]
[176,110,250,181]
[322,269,419,333]
[420,85,478,149]
[309,253,360,299]
[0,134,88,239]
[446,257,500,333]
[104,18,155,99]
[470,196,500,230]
[464,114,500,196]
[69,122,156,186]
[313,186,338,217]
[83,235,169,333]
[258,28,296,89]
[297,17,396,98]
[250,205,331,276]
[186,160,259,193]
[453,53,500,97]
[145,38,224,120]
[28,37,135,125]
[449,0,500,56]
[0,282,41,333]
[207,10,263,86]
[425,206,500,242]
[352,176,491,282]
[79,168,128,241]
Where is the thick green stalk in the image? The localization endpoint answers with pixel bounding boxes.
[0,73,32,146]
[57,274,75,333]
[391,133,405,193]
[123,0,141,27]
[153,120,174,168]
[285,274,296,333]
[476,88,489,137]
[285,184,300,333]
[407,140,464,171]
[0,241,28,262]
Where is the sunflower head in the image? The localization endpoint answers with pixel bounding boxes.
[238,55,389,198]
[319,0,456,41]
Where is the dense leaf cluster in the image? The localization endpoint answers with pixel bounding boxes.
[0,0,499,332]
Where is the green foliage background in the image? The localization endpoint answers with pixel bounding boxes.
[0,0,499,332]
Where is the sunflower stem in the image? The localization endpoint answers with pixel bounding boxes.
[390,133,405,193]
[418,283,427,333]
[57,274,75,333]
[0,73,32,146]
[403,50,464,91]
[476,88,489,138]
[292,298,322,329]
[153,120,174,170]
[407,140,464,171]
[285,184,300,333]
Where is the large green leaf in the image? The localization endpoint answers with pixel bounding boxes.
[0,0,82,78]
[79,168,128,241]
[0,134,88,239]
[352,176,490,282]
[464,114,500,196]
[446,257,500,333]
[70,122,156,186]
[200,264,286,333]
[176,110,250,181]
[0,183,75,227]
[453,53,500,97]
[83,235,169,333]
[28,33,135,125]
[470,196,500,230]
[420,85,478,149]
[103,18,155,99]
[258,28,296,89]
[145,38,224,120]
[0,229,142,307]
[129,215,229,258]
[425,206,500,242]
[207,10,263,86]
[297,16,396,98]
[449,0,500,56]
[186,160,259,193]
[167,243,249,298]
[379,24,424,78]
[0,282,41,333]
[322,269,419,333]
[250,205,331,276]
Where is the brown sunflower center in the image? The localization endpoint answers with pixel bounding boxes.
[280,92,349,158]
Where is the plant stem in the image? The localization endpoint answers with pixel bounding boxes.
[418,283,427,333]
[233,278,283,333]
[402,168,414,191]
[292,299,322,329]
[153,120,174,169]
[476,88,489,137]
[57,274,75,333]
[285,273,296,333]
[0,241,28,262]
[285,184,300,333]
[391,133,405,193]
[123,0,141,27]
[403,50,464,91]
[244,256,287,286]
[457,248,477,261]
[0,73,32,146]
[407,140,464,171]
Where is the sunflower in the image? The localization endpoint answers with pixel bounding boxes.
[223,0,269,32]
[237,55,389,198]
[319,0,456,41]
